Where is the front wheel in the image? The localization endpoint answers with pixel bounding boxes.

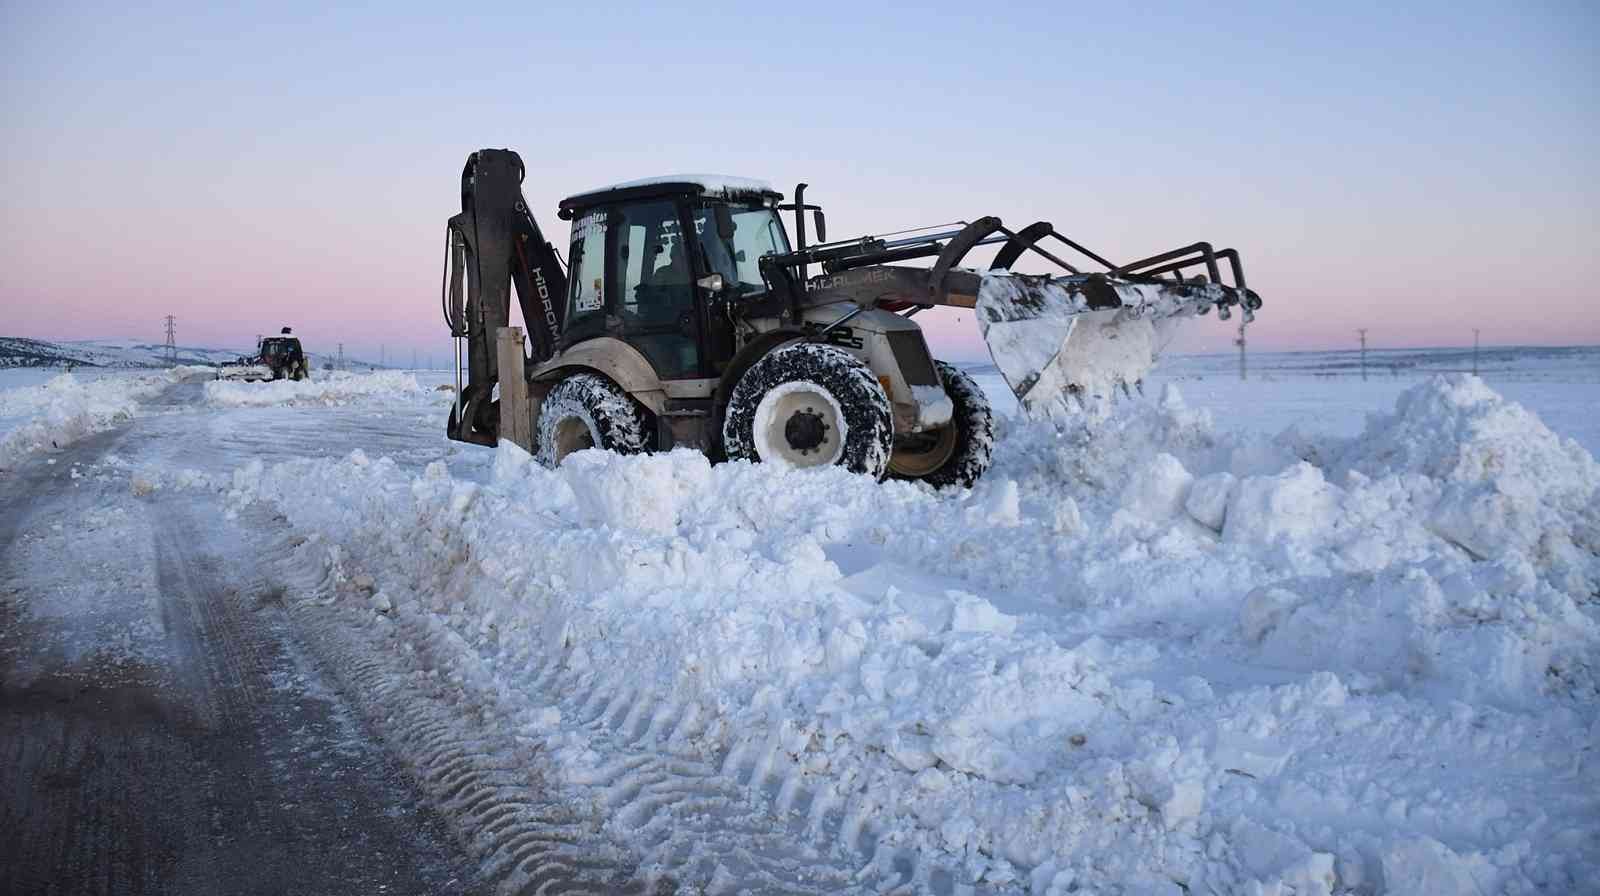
[535,373,653,467]
[722,343,893,478]
[887,361,993,488]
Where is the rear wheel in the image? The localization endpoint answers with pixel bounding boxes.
[887,361,993,488]
[722,343,893,478]
[535,373,653,467]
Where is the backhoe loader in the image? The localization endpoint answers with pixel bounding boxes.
[440,149,1261,486]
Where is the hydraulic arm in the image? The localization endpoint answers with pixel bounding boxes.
[443,149,568,444]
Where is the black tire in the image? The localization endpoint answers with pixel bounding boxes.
[535,372,653,467]
[888,361,993,489]
[722,343,893,478]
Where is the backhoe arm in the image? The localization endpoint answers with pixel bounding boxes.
[445,149,568,444]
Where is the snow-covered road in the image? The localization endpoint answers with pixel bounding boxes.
[2,363,1597,895]
[0,380,492,895]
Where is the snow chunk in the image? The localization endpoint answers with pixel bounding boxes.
[1120,453,1193,522]
[1185,471,1235,531]
[1381,837,1497,896]
[1224,463,1342,546]
[948,592,1017,636]
[1239,586,1302,643]
[968,478,1022,527]
[561,449,713,534]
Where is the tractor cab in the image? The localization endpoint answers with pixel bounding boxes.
[555,177,791,380]
[257,327,308,381]
[258,335,302,362]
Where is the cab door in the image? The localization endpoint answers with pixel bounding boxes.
[614,199,703,379]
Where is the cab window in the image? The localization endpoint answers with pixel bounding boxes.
[692,203,790,297]
[564,209,609,340]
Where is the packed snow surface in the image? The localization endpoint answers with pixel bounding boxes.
[219,373,1600,894]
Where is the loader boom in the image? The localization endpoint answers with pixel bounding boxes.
[760,215,1262,410]
[444,149,568,444]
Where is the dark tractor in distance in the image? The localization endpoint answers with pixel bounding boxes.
[259,328,310,382]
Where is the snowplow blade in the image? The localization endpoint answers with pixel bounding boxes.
[216,364,271,382]
[976,271,1260,412]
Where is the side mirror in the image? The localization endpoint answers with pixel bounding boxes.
[812,209,826,243]
[696,273,726,294]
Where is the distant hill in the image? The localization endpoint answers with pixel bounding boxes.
[0,337,382,371]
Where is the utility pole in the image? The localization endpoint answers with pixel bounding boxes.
[1357,329,1368,381]
[1472,329,1480,377]
[337,343,344,371]
[163,315,177,366]
[412,348,418,370]
[1234,317,1247,381]
[380,344,385,368]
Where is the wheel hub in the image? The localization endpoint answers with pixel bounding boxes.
[784,408,830,454]
[751,384,846,468]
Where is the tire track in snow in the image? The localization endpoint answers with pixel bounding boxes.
[255,522,644,895]
[251,510,975,895]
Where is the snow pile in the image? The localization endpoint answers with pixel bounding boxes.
[226,375,1600,894]
[1331,374,1599,569]
[203,370,422,407]
[0,368,201,470]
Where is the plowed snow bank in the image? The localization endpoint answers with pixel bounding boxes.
[204,371,421,407]
[226,375,1599,894]
[0,368,207,470]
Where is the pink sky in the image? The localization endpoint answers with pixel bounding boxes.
[3,4,1595,365]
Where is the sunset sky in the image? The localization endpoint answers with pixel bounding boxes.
[3,2,1595,365]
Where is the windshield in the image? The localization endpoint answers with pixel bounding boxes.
[692,203,790,296]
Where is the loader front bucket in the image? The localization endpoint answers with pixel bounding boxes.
[976,271,1260,413]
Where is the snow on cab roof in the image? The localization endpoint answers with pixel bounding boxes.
[561,174,777,205]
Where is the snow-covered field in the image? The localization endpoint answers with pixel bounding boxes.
[1,348,1596,894]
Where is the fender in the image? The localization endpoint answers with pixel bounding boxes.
[531,337,667,414]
